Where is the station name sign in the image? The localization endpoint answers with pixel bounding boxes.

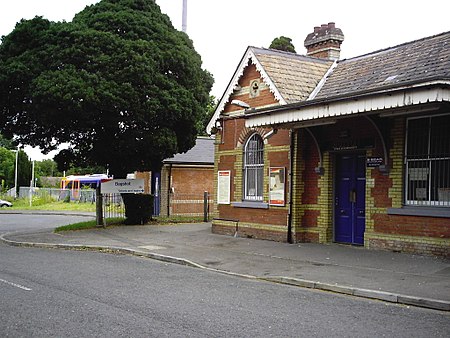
[366,157,384,168]
[101,179,145,194]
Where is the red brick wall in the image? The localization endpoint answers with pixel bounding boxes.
[222,64,279,111]
[371,169,393,208]
[373,214,450,238]
[301,133,320,205]
[217,204,288,225]
[212,224,287,242]
[171,167,214,195]
[296,231,320,243]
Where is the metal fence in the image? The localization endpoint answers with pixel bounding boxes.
[102,193,125,221]
[12,187,209,222]
[17,187,97,203]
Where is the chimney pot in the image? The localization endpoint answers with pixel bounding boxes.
[304,22,344,60]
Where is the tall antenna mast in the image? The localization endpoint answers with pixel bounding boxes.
[182,0,187,33]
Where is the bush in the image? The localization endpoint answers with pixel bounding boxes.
[31,194,56,206]
[122,194,154,225]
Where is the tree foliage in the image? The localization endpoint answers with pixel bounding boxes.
[269,36,296,53]
[0,134,14,149]
[0,0,213,179]
[0,147,31,192]
[196,95,217,136]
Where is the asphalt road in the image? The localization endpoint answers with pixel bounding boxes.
[0,213,92,234]
[1,242,449,337]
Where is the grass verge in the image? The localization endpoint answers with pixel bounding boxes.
[9,199,96,212]
[55,217,125,232]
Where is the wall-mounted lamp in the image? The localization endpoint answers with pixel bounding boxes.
[263,129,278,139]
[210,119,222,134]
[231,99,250,109]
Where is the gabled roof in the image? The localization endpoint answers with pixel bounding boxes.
[163,137,214,165]
[252,47,334,103]
[315,31,450,100]
[206,46,333,133]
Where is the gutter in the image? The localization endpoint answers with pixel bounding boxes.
[244,79,450,118]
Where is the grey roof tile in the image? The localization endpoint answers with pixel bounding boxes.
[251,47,334,103]
[315,32,450,99]
[163,137,214,165]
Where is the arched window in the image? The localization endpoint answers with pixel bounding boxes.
[243,133,264,201]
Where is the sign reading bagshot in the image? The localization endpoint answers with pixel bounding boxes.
[101,179,145,194]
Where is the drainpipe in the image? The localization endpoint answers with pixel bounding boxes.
[287,129,295,244]
[167,164,172,216]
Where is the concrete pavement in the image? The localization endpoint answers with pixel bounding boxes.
[1,215,449,311]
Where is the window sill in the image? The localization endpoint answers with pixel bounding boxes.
[232,201,269,209]
[387,206,450,218]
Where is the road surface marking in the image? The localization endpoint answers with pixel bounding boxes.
[0,278,32,291]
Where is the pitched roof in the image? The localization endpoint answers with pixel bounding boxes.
[206,46,333,133]
[163,137,214,165]
[315,31,450,100]
[251,47,333,103]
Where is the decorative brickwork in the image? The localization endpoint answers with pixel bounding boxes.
[388,117,405,208]
[365,117,450,257]
[317,151,333,242]
[212,61,291,237]
[291,130,305,242]
[364,149,376,242]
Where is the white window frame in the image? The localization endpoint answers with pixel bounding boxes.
[405,113,450,207]
[243,133,264,201]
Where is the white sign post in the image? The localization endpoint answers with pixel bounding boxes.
[101,179,145,194]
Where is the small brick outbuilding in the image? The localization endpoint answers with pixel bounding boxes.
[159,136,214,218]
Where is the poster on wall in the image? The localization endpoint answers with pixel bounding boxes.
[217,170,231,204]
[269,167,285,206]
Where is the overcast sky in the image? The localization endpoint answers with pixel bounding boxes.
[1,0,449,160]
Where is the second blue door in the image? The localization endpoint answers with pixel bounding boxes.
[335,153,366,245]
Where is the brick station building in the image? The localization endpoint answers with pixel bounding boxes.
[207,23,450,257]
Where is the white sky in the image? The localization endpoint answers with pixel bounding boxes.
[1,0,449,160]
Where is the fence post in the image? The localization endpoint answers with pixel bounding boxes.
[203,191,208,222]
[96,186,103,226]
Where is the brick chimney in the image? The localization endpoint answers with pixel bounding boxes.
[304,22,344,60]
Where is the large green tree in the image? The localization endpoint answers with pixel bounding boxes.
[0,0,213,221]
[0,134,14,149]
[269,36,296,53]
[0,147,14,191]
[0,147,31,194]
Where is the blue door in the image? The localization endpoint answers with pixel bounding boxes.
[335,154,366,245]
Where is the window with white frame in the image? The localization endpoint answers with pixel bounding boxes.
[243,133,264,201]
[405,113,450,206]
